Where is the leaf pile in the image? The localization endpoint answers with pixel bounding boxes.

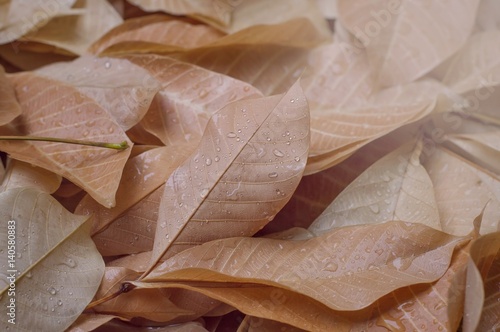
[0,1,499,331]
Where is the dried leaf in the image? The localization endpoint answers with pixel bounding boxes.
[0,0,76,44]
[442,30,500,94]
[0,188,104,330]
[309,140,441,234]
[89,14,224,55]
[144,221,466,311]
[35,55,161,130]
[423,146,500,236]
[21,0,123,55]
[0,158,61,193]
[145,81,309,273]
[121,54,262,146]
[67,313,117,332]
[0,43,76,71]
[1,72,133,207]
[337,0,480,86]
[463,231,500,332]
[0,65,21,125]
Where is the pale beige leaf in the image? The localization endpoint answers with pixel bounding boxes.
[475,0,500,31]
[89,14,224,55]
[0,158,61,193]
[314,0,337,19]
[1,72,132,207]
[337,0,480,87]
[0,188,104,331]
[145,81,309,274]
[444,131,500,175]
[21,0,123,55]
[0,0,76,43]
[0,0,10,29]
[309,141,441,234]
[35,55,161,130]
[144,221,466,311]
[442,30,500,94]
[0,64,21,125]
[423,147,500,236]
[306,79,456,173]
[107,251,152,272]
[463,232,500,332]
[121,54,262,146]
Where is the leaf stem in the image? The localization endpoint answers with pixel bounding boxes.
[0,136,129,150]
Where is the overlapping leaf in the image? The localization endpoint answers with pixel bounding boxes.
[0,65,21,125]
[145,81,309,273]
[0,73,132,207]
[0,188,104,331]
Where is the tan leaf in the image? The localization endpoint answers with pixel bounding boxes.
[0,158,61,193]
[0,65,21,125]
[21,0,123,55]
[463,231,500,332]
[67,313,117,332]
[423,146,500,236]
[0,43,76,71]
[77,145,193,237]
[1,72,132,207]
[475,0,500,31]
[121,54,262,146]
[337,0,480,87]
[144,81,309,274]
[442,30,500,94]
[0,0,76,44]
[309,140,441,234]
[89,14,225,55]
[144,220,466,311]
[0,188,104,331]
[35,55,161,130]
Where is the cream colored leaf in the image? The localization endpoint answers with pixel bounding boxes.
[442,30,500,94]
[475,0,500,31]
[145,81,309,274]
[0,158,61,193]
[0,188,104,331]
[0,0,76,43]
[337,0,480,87]
[424,147,500,236]
[88,14,224,55]
[121,54,262,146]
[1,72,132,207]
[143,220,465,311]
[309,141,441,234]
[35,55,161,130]
[0,65,21,125]
[463,232,500,332]
[21,0,123,55]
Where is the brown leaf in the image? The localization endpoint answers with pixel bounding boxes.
[463,231,500,332]
[337,0,480,87]
[89,14,225,55]
[121,54,262,146]
[20,0,123,55]
[0,65,21,125]
[309,140,441,234]
[0,0,76,44]
[1,72,132,207]
[144,81,309,273]
[35,55,161,130]
[144,220,466,311]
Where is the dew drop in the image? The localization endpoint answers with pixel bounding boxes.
[214,156,220,162]
[198,89,208,98]
[65,258,77,268]
[266,137,271,141]
[324,262,338,273]
[160,222,167,229]
[273,149,284,157]
[48,287,57,295]
[227,132,237,138]
[57,300,63,306]
[104,61,111,69]
[205,158,212,166]
[200,188,209,198]
[369,204,380,214]
[294,156,300,162]
[268,172,278,178]
[290,99,295,103]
